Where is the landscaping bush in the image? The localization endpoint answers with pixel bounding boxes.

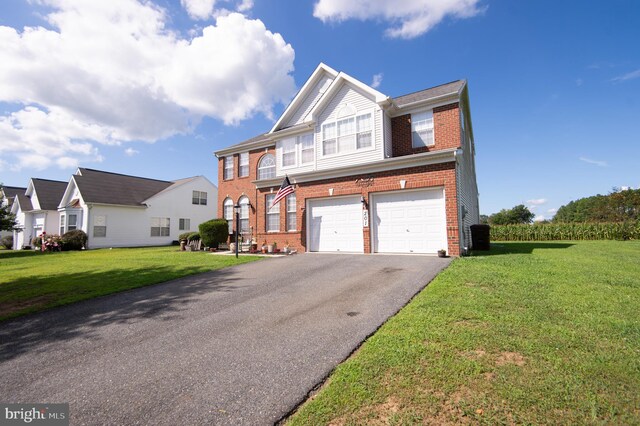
[40,233,63,252]
[1,235,12,249]
[32,235,43,247]
[187,232,200,241]
[199,219,228,248]
[61,229,88,251]
[178,232,192,241]
[490,222,640,241]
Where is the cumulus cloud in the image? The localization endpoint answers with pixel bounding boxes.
[527,198,547,206]
[181,0,254,20]
[0,0,295,171]
[533,215,546,222]
[371,73,383,89]
[547,208,557,214]
[579,156,608,167]
[313,0,485,39]
[124,148,139,156]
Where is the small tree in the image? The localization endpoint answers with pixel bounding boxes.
[199,219,228,249]
[0,203,17,232]
[489,204,535,225]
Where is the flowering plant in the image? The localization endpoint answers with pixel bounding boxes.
[40,232,62,252]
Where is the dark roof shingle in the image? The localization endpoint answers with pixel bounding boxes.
[392,80,465,107]
[31,179,67,210]
[15,193,33,211]
[73,168,174,206]
[1,186,27,208]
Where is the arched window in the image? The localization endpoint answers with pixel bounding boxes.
[258,154,276,180]
[238,196,250,235]
[223,198,234,234]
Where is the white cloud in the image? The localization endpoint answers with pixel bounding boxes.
[0,0,295,171]
[237,0,254,12]
[313,0,485,39]
[181,0,217,20]
[527,198,547,206]
[533,215,546,222]
[547,208,557,214]
[124,148,139,156]
[611,68,640,82]
[371,73,383,89]
[579,156,608,167]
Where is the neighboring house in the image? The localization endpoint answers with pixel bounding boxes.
[215,63,479,256]
[9,179,67,249]
[57,168,218,248]
[0,186,27,239]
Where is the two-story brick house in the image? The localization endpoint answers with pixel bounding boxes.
[215,63,479,256]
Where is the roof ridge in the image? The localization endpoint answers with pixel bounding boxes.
[31,178,67,184]
[393,79,464,99]
[78,168,172,184]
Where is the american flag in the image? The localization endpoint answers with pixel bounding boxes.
[269,176,295,209]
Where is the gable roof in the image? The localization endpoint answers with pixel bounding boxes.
[15,193,33,212]
[30,179,68,211]
[392,80,465,108]
[72,168,174,206]
[1,186,27,208]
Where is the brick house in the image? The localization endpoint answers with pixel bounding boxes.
[215,63,479,256]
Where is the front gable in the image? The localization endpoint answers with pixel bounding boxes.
[58,178,85,210]
[25,180,41,211]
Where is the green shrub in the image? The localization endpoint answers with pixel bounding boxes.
[187,232,200,241]
[32,235,42,248]
[1,235,12,249]
[178,232,192,241]
[199,219,228,248]
[61,229,88,250]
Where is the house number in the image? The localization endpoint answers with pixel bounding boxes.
[362,210,369,227]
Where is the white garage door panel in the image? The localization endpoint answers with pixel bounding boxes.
[308,196,364,253]
[373,189,447,254]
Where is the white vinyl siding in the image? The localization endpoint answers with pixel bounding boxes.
[224,156,234,180]
[266,194,279,232]
[238,152,249,177]
[315,83,383,171]
[282,74,334,128]
[411,110,434,147]
[258,154,276,180]
[223,197,234,234]
[286,194,296,231]
[150,217,170,237]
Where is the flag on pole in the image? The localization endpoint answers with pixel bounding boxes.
[270,176,295,209]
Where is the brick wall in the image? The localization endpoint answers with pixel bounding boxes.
[218,160,460,256]
[391,102,461,157]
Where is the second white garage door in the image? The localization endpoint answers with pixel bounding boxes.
[307,196,364,253]
[372,188,447,254]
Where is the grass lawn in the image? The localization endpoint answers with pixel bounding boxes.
[0,246,260,321]
[288,241,640,425]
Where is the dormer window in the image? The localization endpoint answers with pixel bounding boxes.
[411,110,434,147]
[258,154,276,180]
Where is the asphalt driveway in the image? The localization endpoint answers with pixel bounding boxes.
[0,254,451,425]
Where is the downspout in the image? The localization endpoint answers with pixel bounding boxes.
[86,204,92,249]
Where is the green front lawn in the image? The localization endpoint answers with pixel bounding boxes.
[0,246,260,321]
[288,241,640,425]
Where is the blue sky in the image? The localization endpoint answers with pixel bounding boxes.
[1,0,638,219]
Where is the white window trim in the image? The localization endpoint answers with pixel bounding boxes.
[286,193,296,232]
[320,109,376,159]
[223,197,234,234]
[223,156,234,180]
[411,109,435,148]
[238,152,249,178]
[265,194,280,232]
[278,132,315,171]
[258,154,276,180]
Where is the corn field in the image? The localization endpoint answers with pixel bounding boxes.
[490,222,640,241]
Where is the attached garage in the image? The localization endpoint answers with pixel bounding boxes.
[371,188,447,254]
[307,196,364,252]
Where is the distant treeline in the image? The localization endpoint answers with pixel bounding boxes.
[554,188,640,223]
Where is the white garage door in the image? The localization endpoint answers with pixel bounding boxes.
[308,196,364,253]
[372,188,447,254]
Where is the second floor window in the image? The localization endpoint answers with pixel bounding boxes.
[239,152,249,177]
[300,134,314,164]
[412,110,434,148]
[322,112,373,156]
[282,138,296,167]
[192,191,207,205]
[258,154,276,180]
[224,156,234,180]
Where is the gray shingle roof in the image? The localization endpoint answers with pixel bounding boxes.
[1,186,27,208]
[217,132,270,154]
[73,168,174,206]
[31,179,67,211]
[15,193,33,211]
[392,80,465,107]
